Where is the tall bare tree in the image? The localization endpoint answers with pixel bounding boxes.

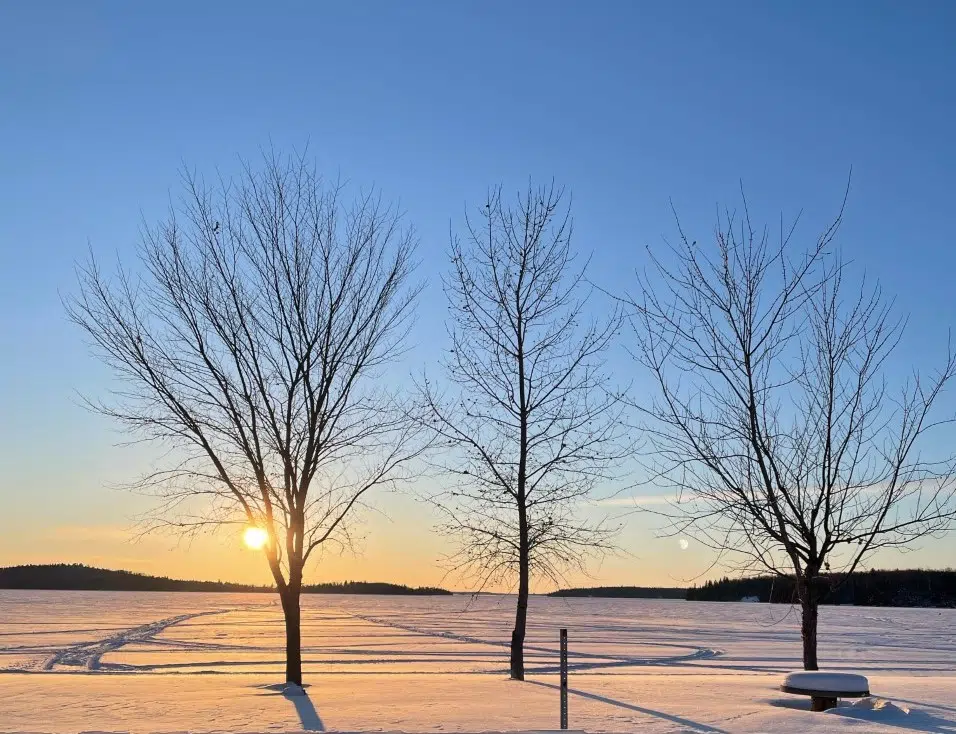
[67,152,424,685]
[629,190,956,670]
[420,183,627,680]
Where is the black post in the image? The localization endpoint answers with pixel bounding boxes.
[560,628,568,730]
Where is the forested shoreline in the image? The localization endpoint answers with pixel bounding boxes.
[0,564,451,595]
[550,569,956,608]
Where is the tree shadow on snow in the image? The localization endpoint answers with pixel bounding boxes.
[253,682,325,731]
[527,680,728,733]
[766,697,956,733]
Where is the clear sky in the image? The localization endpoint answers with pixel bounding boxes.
[2,1,955,589]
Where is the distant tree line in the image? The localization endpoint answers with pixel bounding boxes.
[549,586,685,599]
[303,581,451,595]
[0,564,268,592]
[0,564,450,595]
[687,569,956,607]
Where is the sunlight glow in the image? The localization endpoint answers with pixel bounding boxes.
[243,526,269,550]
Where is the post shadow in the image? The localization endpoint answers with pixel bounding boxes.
[527,679,728,734]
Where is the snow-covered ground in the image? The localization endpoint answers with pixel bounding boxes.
[1,590,954,732]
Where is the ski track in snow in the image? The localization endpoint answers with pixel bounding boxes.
[41,610,227,671]
[3,593,954,679]
[350,611,723,671]
[6,603,725,675]
[350,612,504,648]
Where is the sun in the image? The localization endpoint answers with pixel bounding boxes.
[243,526,269,550]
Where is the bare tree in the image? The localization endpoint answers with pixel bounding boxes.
[629,189,956,670]
[420,183,627,680]
[67,152,424,685]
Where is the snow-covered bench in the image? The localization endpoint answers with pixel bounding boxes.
[780,671,870,711]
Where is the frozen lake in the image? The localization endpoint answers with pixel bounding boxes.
[1,590,955,732]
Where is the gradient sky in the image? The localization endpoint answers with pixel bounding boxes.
[2,1,955,590]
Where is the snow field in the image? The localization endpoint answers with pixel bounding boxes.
[1,591,954,732]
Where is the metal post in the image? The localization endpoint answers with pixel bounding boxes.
[560,628,568,730]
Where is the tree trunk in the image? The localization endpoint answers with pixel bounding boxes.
[799,582,819,671]
[512,318,529,682]
[280,586,303,685]
[510,507,530,680]
[510,551,529,680]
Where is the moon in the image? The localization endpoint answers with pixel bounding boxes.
[678,538,689,551]
[243,526,269,550]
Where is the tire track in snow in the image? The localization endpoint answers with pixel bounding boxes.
[42,610,226,671]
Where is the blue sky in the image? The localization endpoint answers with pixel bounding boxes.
[2,1,955,586]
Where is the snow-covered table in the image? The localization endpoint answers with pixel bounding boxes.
[780,671,870,711]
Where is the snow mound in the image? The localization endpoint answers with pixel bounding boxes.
[282,684,307,697]
[827,697,912,722]
[782,670,869,694]
[257,682,309,696]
